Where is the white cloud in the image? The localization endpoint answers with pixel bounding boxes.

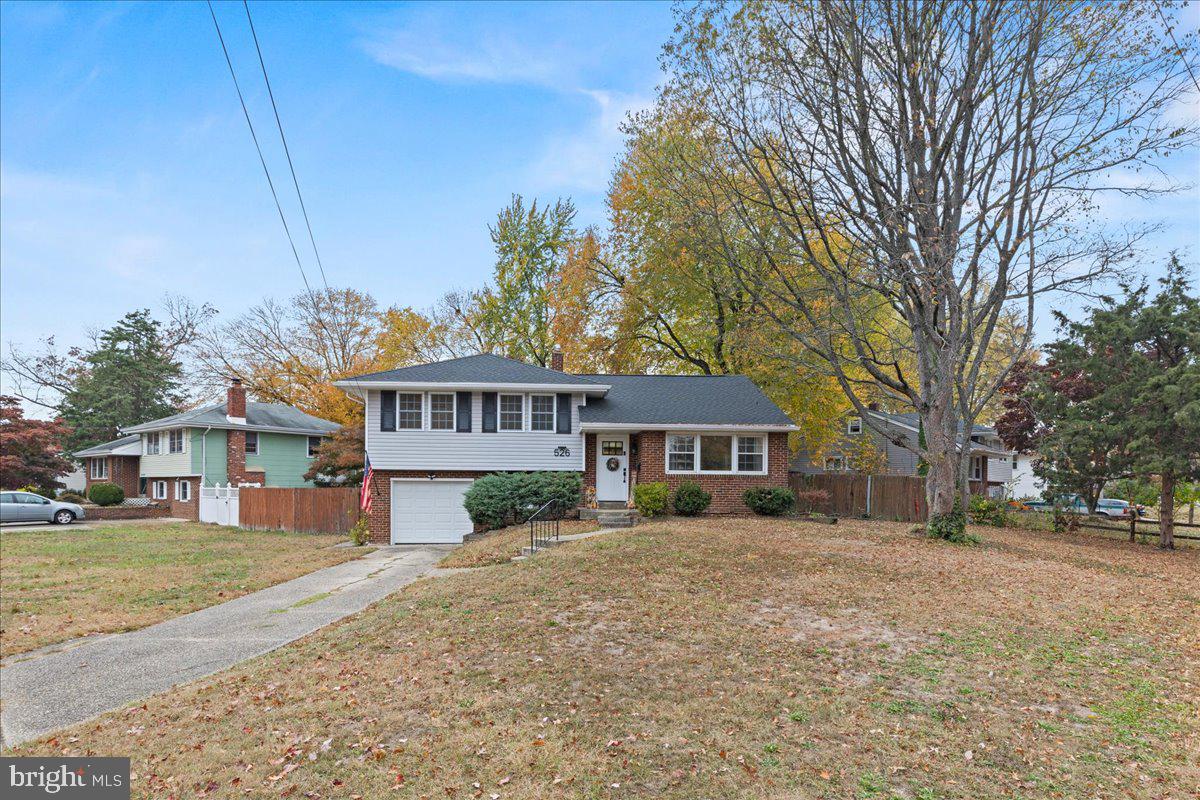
[526,89,653,193]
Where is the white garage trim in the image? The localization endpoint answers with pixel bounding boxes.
[389,478,474,544]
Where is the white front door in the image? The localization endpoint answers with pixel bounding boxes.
[391,479,474,544]
[595,435,629,502]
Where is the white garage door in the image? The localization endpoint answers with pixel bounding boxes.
[390,479,473,544]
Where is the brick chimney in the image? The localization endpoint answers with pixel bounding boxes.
[550,349,564,372]
[226,378,249,486]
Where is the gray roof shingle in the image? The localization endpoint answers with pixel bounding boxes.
[123,402,340,435]
[575,374,795,427]
[73,434,142,458]
[343,353,602,386]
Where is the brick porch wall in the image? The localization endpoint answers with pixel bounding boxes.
[585,431,791,514]
[143,476,200,520]
[83,455,141,499]
[364,469,490,544]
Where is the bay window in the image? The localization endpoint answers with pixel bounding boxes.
[666,433,767,474]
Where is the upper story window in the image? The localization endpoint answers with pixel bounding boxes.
[168,428,186,454]
[397,393,422,429]
[1011,453,1018,469]
[307,436,322,457]
[90,458,108,479]
[499,394,523,431]
[430,393,455,430]
[145,432,161,455]
[530,394,555,431]
[846,416,863,435]
[245,431,259,455]
[971,456,984,481]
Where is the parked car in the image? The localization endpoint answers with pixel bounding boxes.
[1022,496,1133,518]
[0,491,86,525]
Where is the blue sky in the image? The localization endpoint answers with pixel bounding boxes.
[1,0,1197,401]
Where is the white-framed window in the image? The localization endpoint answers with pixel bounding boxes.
[737,436,765,472]
[89,458,108,480]
[245,431,259,455]
[397,393,422,429]
[307,436,322,457]
[499,394,524,431]
[846,416,863,435]
[1011,453,1019,469]
[530,394,555,432]
[667,435,695,471]
[429,393,455,430]
[168,428,186,454]
[151,480,168,500]
[665,433,768,474]
[824,456,845,472]
[175,480,190,502]
[145,432,161,455]
[971,455,984,481]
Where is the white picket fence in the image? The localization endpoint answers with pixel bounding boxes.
[199,485,240,527]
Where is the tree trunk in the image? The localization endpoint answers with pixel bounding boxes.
[1189,502,1194,525]
[922,397,964,539]
[1159,471,1175,550]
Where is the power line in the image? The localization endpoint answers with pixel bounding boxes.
[1158,4,1200,93]
[241,0,331,290]
[205,0,315,297]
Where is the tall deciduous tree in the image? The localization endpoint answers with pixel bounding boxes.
[0,396,75,494]
[59,310,182,452]
[658,0,1197,538]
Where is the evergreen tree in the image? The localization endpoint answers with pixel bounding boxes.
[59,310,182,452]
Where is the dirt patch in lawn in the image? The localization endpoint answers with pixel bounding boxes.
[438,518,600,568]
[15,518,1198,799]
[0,522,362,656]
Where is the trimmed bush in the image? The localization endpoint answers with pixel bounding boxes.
[463,472,583,530]
[349,515,370,546]
[633,482,669,517]
[967,494,1007,527]
[672,481,711,516]
[743,486,796,516]
[794,489,830,514]
[57,492,87,504]
[87,482,125,507]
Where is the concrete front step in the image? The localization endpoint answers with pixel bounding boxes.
[579,507,641,522]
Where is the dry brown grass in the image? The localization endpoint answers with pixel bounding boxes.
[0,522,362,656]
[16,518,1199,799]
[438,519,601,568]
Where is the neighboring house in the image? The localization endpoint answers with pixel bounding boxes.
[334,352,798,545]
[791,408,1015,497]
[114,379,340,520]
[1010,453,1045,499]
[74,434,142,498]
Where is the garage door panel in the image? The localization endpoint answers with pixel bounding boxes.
[390,480,472,544]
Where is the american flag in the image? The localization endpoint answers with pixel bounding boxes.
[360,453,373,513]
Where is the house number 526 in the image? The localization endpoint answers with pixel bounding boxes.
[553,446,571,457]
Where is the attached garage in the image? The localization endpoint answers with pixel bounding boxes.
[389,479,474,544]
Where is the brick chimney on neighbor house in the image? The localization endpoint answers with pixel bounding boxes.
[226,378,250,486]
[550,349,564,372]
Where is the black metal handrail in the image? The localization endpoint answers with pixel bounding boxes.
[529,499,563,553]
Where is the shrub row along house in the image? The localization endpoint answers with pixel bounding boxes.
[74,380,339,519]
[334,353,798,544]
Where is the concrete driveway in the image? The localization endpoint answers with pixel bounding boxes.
[0,545,452,748]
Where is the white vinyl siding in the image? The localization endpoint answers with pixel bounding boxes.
[365,390,585,471]
[140,429,193,477]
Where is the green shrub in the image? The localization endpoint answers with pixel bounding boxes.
[463,472,582,530]
[633,482,669,517]
[57,492,87,504]
[743,487,795,516]
[87,482,125,507]
[927,498,978,543]
[349,515,370,546]
[673,481,711,516]
[967,494,1007,527]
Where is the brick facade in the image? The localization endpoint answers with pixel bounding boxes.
[583,430,791,514]
[84,504,171,521]
[83,455,141,499]
[364,469,490,544]
[143,476,200,520]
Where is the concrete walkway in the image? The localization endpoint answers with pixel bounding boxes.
[0,545,451,748]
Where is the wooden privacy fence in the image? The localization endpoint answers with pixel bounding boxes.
[239,487,359,534]
[790,473,928,522]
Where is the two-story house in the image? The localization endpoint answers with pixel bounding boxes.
[790,408,1015,496]
[334,352,798,544]
[76,380,340,519]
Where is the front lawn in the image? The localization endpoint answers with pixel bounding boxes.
[0,522,362,656]
[17,518,1198,799]
[438,518,601,568]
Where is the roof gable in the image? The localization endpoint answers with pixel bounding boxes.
[342,353,602,387]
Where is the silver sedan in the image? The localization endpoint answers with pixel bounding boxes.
[0,491,86,525]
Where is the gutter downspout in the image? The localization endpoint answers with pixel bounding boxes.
[200,426,213,488]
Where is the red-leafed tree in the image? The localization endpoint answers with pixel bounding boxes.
[0,395,75,495]
[303,425,363,487]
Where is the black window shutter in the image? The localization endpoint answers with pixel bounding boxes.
[556,393,571,434]
[456,391,472,432]
[482,392,497,433]
[380,390,396,431]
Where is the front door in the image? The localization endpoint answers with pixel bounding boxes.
[596,435,629,502]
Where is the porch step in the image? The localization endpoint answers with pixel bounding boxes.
[597,500,628,510]
[579,507,641,524]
